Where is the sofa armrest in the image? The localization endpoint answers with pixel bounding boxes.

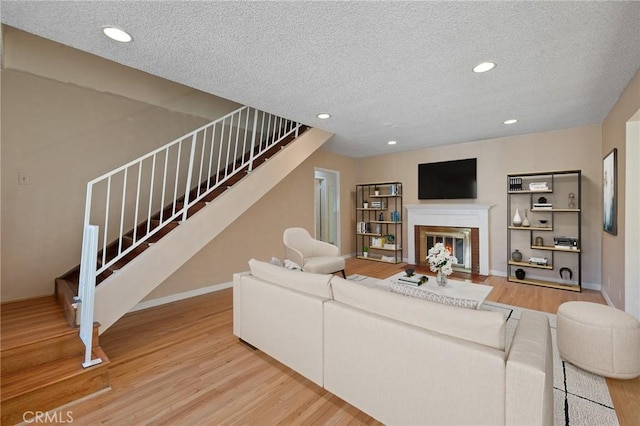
[311,239,339,257]
[506,310,553,426]
[232,271,251,338]
[284,245,305,266]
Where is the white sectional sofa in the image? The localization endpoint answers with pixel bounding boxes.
[233,259,553,425]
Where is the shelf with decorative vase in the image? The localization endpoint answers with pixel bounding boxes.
[507,169,582,292]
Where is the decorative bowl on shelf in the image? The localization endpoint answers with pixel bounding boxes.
[538,219,548,227]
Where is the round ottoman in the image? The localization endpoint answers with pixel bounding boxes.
[557,301,640,379]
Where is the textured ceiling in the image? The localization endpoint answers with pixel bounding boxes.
[2,1,639,158]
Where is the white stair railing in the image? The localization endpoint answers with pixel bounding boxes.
[76,225,102,367]
[76,106,302,367]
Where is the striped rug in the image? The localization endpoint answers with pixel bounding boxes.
[484,302,619,426]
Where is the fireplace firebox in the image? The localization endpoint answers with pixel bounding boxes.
[416,226,479,274]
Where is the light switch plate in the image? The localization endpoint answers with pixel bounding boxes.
[18,172,30,185]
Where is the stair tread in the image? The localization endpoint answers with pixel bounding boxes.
[1,347,110,401]
[1,296,74,350]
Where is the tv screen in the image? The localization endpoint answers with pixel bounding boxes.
[418,158,477,200]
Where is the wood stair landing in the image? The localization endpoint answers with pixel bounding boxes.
[1,296,110,426]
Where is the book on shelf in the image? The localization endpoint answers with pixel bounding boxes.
[509,177,523,191]
[529,182,549,191]
[357,222,372,234]
[371,236,386,247]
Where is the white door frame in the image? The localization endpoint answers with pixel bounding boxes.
[314,168,340,249]
[625,112,640,319]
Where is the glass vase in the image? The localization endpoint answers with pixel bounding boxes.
[436,271,447,287]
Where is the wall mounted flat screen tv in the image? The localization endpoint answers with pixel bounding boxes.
[418,158,477,200]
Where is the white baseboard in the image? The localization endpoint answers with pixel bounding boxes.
[600,287,616,307]
[129,281,233,313]
[582,282,602,291]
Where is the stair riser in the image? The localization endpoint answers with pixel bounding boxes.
[1,366,109,426]
[55,278,78,327]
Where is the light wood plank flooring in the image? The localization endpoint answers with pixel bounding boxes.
[51,258,638,425]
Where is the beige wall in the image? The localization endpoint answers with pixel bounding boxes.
[602,68,640,308]
[357,125,603,286]
[1,27,240,301]
[144,149,357,300]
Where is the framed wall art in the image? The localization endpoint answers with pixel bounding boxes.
[603,148,617,235]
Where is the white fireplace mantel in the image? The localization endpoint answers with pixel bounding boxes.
[405,204,493,275]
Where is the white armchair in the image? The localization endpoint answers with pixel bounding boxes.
[283,228,346,278]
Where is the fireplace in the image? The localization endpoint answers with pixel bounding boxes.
[406,204,492,275]
[416,226,479,274]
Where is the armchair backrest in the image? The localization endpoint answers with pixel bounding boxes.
[283,227,314,264]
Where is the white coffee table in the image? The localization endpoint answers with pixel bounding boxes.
[387,272,493,309]
[348,273,493,309]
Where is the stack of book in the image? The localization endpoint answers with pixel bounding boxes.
[528,257,549,266]
[529,182,549,191]
[554,236,579,250]
[533,203,553,210]
[396,275,426,286]
[370,200,385,209]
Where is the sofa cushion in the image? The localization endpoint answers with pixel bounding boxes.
[249,258,333,299]
[303,256,345,274]
[330,276,505,350]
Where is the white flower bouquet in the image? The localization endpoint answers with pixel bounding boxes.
[426,242,457,276]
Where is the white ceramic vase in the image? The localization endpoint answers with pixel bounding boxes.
[522,209,531,227]
[513,209,523,226]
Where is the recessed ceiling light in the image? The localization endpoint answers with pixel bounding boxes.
[388,140,397,145]
[473,62,496,73]
[504,119,518,125]
[103,26,133,43]
[316,113,331,119]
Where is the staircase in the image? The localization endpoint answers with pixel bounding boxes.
[0,106,333,424]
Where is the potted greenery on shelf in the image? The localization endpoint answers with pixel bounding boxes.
[363,246,369,258]
[363,200,369,209]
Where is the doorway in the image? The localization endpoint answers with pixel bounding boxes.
[314,168,340,247]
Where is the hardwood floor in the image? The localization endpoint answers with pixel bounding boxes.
[50,258,638,425]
